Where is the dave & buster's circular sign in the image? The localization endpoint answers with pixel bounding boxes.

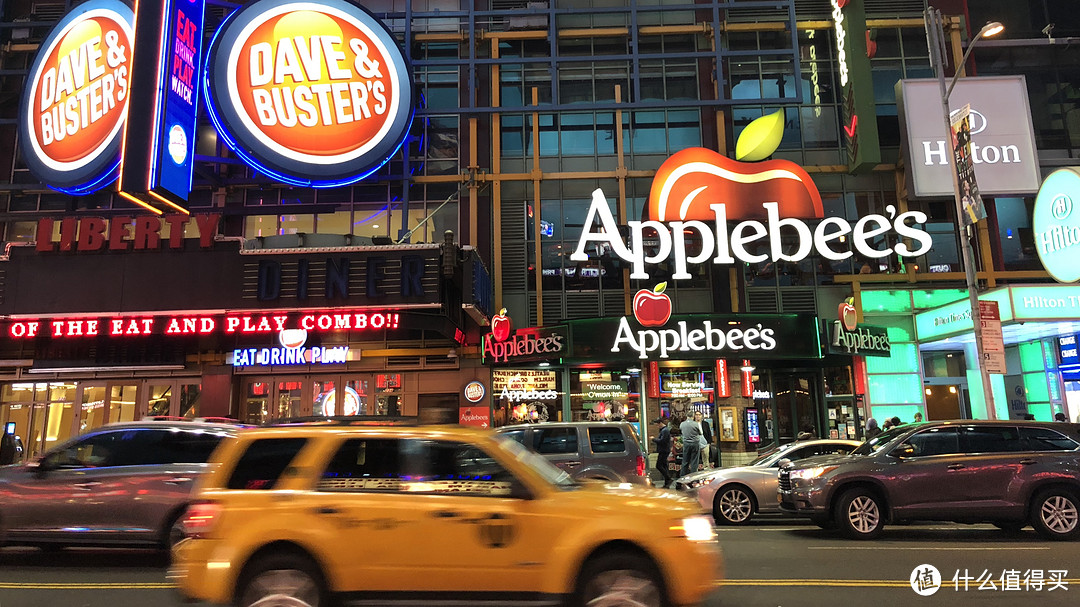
[204,0,413,187]
[18,0,133,194]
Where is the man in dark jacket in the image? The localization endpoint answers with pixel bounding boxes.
[652,418,672,488]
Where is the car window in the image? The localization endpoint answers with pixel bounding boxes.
[165,430,229,463]
[1019,427,1080,451]
[823,443,856,456]
[961,426,1021,453]
[318,438,515,497]
[495,434,576,489]
[226,437,307,490]
[534,427,578,455]
[588,427,626,454]
[898,427,960,457]
[499,429,527,446]
[852,425,908,455]
[783,445,819,463]
[47,431,124,469]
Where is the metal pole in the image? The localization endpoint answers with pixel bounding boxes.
[924,8,998,419]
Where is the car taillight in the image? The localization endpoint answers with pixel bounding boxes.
[636,455,646,477]
[182,501,223,538]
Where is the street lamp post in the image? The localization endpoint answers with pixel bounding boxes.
[923,9,1004,419]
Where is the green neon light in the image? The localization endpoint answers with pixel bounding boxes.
[914,288,1013,341]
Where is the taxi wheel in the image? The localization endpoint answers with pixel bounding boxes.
[714,486,755,525]
[236,552,329,607]
[162,512,187,551]
[1031,488,1080,541]
[574,550,664,607]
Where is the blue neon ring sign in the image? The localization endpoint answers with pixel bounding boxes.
[203,0,414,187]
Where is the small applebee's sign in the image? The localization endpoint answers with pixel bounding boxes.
[482,309,568,364]
[824,300,891,357]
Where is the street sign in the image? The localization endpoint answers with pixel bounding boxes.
[978,300,1007,374]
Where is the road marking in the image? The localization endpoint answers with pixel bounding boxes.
[0,582,173,589]
[716,578,1080,588]
[808,546,1051,551]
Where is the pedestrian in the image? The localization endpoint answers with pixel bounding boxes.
[890,416,902,427]
[679,414,704,477]
[864,418,881,439]
[651,418,673,488]
[1023,413,1036,420]
[694,411,712,470]
[882,418,894,431]
[1055,412,1067,422]
[0,431,16,465]
[913,412,923,423]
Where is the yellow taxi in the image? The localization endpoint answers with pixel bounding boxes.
[171,422,721,607]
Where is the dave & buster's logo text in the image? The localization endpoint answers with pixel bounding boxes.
[204,0,414,187]
[18,0,133,194]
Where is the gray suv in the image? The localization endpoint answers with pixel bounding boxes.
[0,419,239,550]
[779,420,1080,540]
[496,421,649,485]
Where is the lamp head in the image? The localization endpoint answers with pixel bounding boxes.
[979,21,1004,38]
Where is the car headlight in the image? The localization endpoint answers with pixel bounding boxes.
[673,515,716,543]
[789,466,837,480]
[682,477,712,490]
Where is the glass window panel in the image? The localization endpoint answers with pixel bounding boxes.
[245,216,279,238]
[109,384,138,424]
[79,385,108,434]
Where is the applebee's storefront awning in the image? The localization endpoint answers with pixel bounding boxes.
[564,313,822,364]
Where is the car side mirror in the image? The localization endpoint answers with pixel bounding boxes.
[892,445,916,459]
[777,458,793,469]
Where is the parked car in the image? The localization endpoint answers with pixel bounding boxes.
[676,439,860,524]
[495,421,650,485]
[778,420,1080,540]
[0,419,240,550]
[170,422,721,607]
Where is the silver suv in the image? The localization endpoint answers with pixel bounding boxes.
[0,419,239,550]
[495,421,649,485]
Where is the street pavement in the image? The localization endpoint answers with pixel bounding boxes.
[1,519,1077,606]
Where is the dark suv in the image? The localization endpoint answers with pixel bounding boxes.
[778,420,1080,540]
[495,421,649,485]
[0,419,240,549]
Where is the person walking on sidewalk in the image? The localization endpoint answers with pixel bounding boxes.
[652,418,672,488]
[679,415,704,477]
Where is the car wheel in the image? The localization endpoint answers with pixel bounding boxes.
[574,550,663,607]
[714,486,754,525]
[236,552,328,607]
[993,521,1025,534]
[835,488,885,540]
[1030,488,1080,541]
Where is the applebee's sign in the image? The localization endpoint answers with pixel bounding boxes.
[614,285,779,359]
[482,309,567,364]
[825,299,889,356]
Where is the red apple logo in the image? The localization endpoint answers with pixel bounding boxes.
[491,308,512,342]
[865,30,878,59]
[839,298,857,331]
[633,283,672,327]
[648,111,822,222]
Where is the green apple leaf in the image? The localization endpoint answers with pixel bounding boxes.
[735,110,785,161]
[654,282,667,294]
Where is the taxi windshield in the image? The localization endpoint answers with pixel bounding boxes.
[496,434,577,489]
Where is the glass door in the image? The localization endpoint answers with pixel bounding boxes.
[772,373,820,442]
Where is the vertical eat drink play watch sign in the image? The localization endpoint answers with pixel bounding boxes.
[715,359,731,398]
[978,300,1007,374]
[831,0,880,173]
[118,0,205,211]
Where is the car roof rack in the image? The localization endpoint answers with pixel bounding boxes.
[266,416,421,427]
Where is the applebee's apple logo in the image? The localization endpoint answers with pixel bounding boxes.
[491,309,512,342]
[650,111,823,222]
[839,297,857,331]
[633,283,672,327]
